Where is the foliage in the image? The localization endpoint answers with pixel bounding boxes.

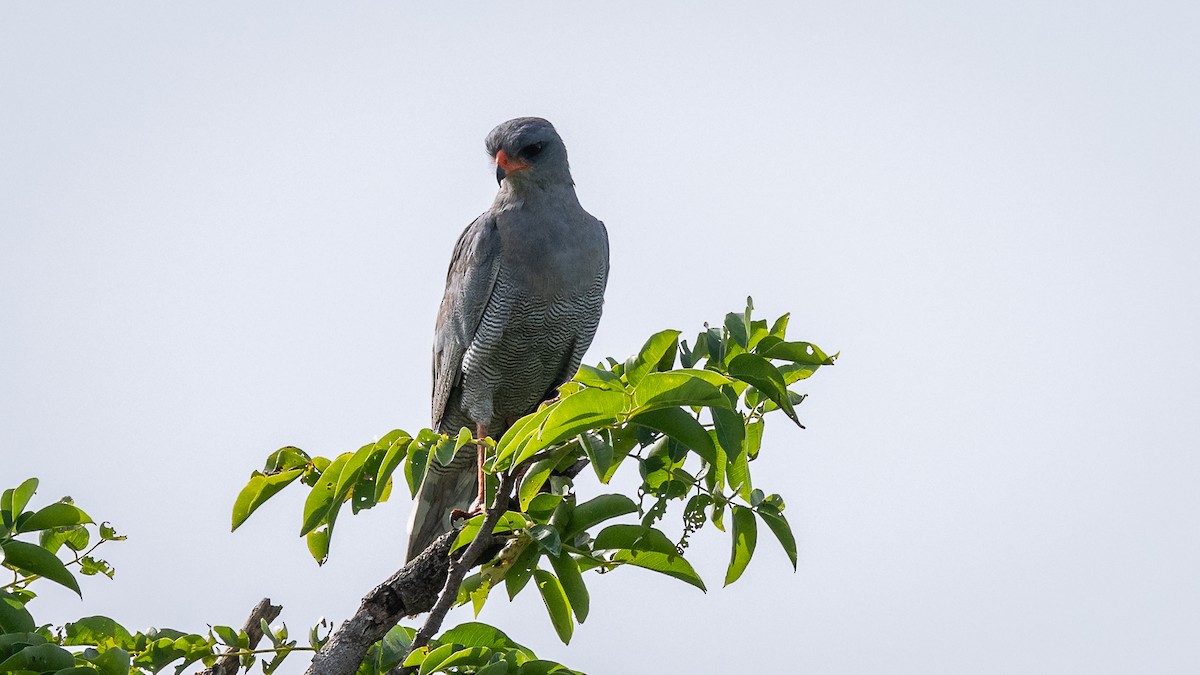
[0,299,834,675]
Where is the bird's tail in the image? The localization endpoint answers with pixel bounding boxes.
[405,445,477,562]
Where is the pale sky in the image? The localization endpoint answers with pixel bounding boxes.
[2,3,1198,673]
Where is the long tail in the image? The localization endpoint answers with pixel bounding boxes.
[405,445,477,562]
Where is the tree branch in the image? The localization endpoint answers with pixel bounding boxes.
[304,532,460,675]
[304,469,517,675]
[201,597,282,675]
[406,470,519,658]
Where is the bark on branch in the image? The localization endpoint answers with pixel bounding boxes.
[200,597,282,675]
[303,532,460,675]
[304,472,518,675]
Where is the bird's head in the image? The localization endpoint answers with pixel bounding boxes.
[485,117,573,190]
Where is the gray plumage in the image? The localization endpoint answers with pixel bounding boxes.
[406,118,609,561]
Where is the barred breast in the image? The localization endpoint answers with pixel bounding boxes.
[457,262,607,434]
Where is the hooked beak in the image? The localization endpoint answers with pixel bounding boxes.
[494,149,530,185]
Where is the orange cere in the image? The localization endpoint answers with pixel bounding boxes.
[495,149,530,173]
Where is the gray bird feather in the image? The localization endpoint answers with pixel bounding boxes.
[406,118,609,561]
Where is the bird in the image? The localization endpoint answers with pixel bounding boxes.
[406,117,610,561]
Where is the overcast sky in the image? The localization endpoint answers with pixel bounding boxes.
[2,3,1198,673]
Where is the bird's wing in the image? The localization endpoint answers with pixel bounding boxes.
[431,213,502,431]
[408,213,501,562]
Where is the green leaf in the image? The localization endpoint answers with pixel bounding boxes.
[548,496,574,533]
[728,353,801,425]
[404,437,432,497]
[578,433,613,482]
[211,626,238,647]
[231,469,303,531]
[0,591,34,633]
[547,553,589,623]
[529,524,561,557]
[437,646,494,671]
[495,406,553,469]
[725,505,758,586]
[745,419,764,460]
[402,646,431,668]
[638,438,693,499]
[592,525,678,555]
[704,327,725,368]
[307,526,330,565]
[477,662,511,675]
[505,542,541,600]
[263,647,292,674]
[631,407,717,466]
[0,540,80,595]
[78,555,114,578]
[98,522,125,541]
[724,312,749,348]
[46,667,97,675]
[2,479,38,530]
[377,625,414,671]
[563,494,637,538]
[417,643,456,675]
[434,434,460,467]
[518,445,573,511]
[769,312,790,338]
[533,569,573,644]
[572,364,625,392]
[263,446,310,472]
[515,389,628,465]
[438,622,526,651]
[726,429,752,501]
[0,631,47,662]
[526,494,563,524]
[334,443,379,504]
[64,616,136,650]
[300,454,351,536]
[0,643,76,672]
[87,646,131,675]
[452,512,529,553]
[624,329,681,386]
[758,339,834,366]
[611,549,706,592]
[40,524,89,555]
[746,319,770,350]
[629,370,732,414]
[712,406,744,458]
[517,661,574,675]
[776,363,817,386]
[17,502,92,533]
[374,431,412,502]
[758,506,798,570]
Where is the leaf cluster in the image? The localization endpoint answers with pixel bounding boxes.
[234,299,834,673]
[1,299,835,675]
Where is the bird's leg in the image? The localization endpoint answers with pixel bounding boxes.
[472,421,489,512]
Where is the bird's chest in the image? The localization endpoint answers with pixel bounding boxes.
[499,232,591,298]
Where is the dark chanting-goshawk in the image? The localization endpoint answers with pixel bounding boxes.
[405,118,610,561]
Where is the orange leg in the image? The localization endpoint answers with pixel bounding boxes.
[474,422,489,511]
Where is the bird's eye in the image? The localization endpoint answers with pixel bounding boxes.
[519,142,545,159]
